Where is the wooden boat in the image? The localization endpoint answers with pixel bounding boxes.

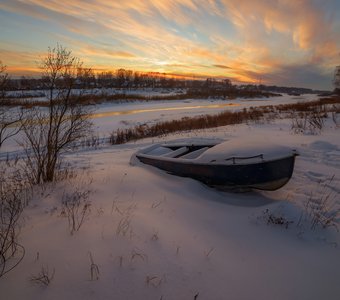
[133,138,298,191]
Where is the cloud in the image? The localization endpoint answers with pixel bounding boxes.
[221,0,340,60]
[213,64,232,69]
[264,63,333,90]
[0,0,111,37]
[0,48,41,66]
[80,47,136,59]
[0,0,339,89]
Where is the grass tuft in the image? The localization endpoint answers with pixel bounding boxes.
[30,265,55,287]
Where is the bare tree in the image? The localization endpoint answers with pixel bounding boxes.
[21,45,93,184]
[334,66,340,93]
[0,61,24,148]
[0,61,8,100]
[97,71,114,88]
[0,108,24,148]
[116,68,126,88]
[77,67,96,89]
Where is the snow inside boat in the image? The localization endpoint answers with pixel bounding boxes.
[133,138,299,191]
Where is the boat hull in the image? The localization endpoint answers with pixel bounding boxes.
[136,153,297,191]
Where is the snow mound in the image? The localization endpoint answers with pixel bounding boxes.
[309,141,339,151]
[199,137,296,163]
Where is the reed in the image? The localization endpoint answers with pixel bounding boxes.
[110,107,264,144]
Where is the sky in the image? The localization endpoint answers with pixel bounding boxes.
[0,0,340,90]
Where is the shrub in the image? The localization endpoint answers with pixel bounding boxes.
[0,162,30,277]
[61,180,92,235]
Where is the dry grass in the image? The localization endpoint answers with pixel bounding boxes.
[260,208,294,229]
[30,265,55,287]
[290,106,326,134]
[145,274,164,287]
[110,107,264,144]
[89,252,100,281]
[60,179,92,235]
[110,96,340,144]
[276,96,339,113]
[112,201,136,238]
[298,175,339,231]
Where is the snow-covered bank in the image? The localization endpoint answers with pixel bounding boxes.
[1,109,339,299]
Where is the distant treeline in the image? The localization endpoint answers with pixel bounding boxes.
[1,67,283,106]
[253,84,328,95]
[4,69,229,90]
[2,67,327,95]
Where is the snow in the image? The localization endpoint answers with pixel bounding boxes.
[135,137,296,163]
[199,137,296,163]
[1,93,340,299]
[90,93,318,135]
[142,145,174,156]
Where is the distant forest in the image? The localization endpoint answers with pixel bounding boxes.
[2,67,328,95]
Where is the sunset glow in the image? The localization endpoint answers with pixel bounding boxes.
[1,0,340,89]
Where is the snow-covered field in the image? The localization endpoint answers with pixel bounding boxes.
[1,94,339,300]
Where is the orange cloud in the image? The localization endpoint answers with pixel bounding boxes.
[221,0,339,58]
[0,48,42,67]
[0,0,339,89]
[6,66,41,77]
[80,47,136,59]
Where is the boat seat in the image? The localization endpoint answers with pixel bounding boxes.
[180,147,210,159]
[161,146,188,158]
[146,146,173,156]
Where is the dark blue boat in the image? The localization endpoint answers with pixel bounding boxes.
[133,139,298,191]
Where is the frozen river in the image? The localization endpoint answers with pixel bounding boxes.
[91,94,318,134]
